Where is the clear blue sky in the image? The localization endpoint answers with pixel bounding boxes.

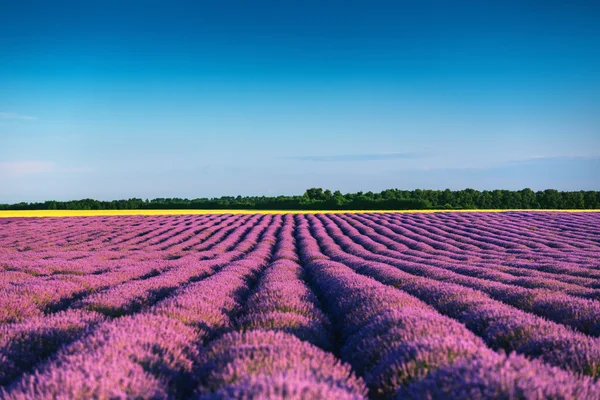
[1,0,599,202]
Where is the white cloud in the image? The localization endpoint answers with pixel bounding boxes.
[0,161,55,178]
[0,112,38,120]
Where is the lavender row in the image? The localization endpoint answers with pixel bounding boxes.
[197,331,366,400]
[150,216,281,331]
[308,259,598,399]
[196,215,366,398]
[294,216,598,398]
[397,213,590,252]
[349,214,600,298]
[357,214,600,282]
[0,259,173,323]
[0,310,105,386]
[307,215,600,377]
[321,214,600,336]
[377,214,600,284]
[0,214,266,322]
[380,213,599,267]
[1,313,201,399]
[1,216,281,398]
[73,215,271,316]
[413,212,600,248]
[158,214,244,253]
[233,215,333,350]
[2,216,166,251]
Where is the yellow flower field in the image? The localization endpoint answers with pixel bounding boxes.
[0,209,597,218]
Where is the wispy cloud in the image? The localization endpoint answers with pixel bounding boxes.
[0,161,55,178]
[513,155,600,164]
[285,152,420,162]
[0,161,93,179]
[0,112,38,120]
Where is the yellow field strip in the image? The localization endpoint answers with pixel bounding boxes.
[0,209,598,218]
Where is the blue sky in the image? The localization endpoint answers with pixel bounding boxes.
[1,1,599,202]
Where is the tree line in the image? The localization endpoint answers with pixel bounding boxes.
[1,188,599,211]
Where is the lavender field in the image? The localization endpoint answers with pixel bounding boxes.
[1,212,600,399]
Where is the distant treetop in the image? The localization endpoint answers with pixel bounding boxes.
[1,188,598,211]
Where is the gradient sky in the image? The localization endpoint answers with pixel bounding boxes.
[1,0,599,202]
